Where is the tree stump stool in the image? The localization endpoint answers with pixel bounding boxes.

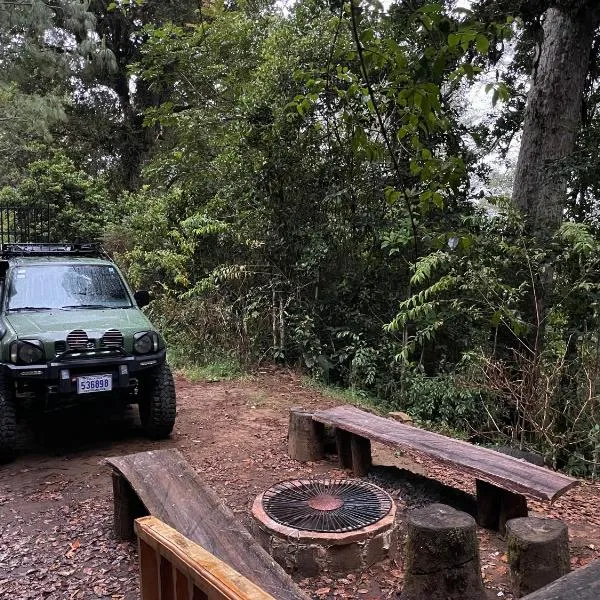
[288,407,324,462]
[506,517,570,597]
[401,503,486,600]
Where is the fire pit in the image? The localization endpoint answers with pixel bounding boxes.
[252,478,397,576]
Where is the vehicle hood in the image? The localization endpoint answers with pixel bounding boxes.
[4,308,154,339]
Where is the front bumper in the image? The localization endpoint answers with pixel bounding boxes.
[3,349,166,396]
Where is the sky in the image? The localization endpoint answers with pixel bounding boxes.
[455,0,524,196]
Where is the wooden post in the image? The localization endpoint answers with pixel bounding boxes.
[287,407,324,462]
[175,568,190,600]
[506,517,570,597]
[112,470,147,540]
[138,537,160,600]
[476,480,500,530]
[160,556,175,600]
[499,490,528,536]
[401,503,486,600]
[335,428,353,469]
[476,479,527,535]
[350,434,371,476]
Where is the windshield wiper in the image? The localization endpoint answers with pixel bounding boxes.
[61,304,112,310]
[7,306,53,312]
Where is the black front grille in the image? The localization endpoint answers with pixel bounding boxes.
[101,329,123,348]
[60,347,124,361]
[66,329,88,349]
[262,479,393,533]
[55,341,67,354]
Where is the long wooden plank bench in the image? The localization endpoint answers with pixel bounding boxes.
[106,449,308,600]
[521,558,600,599]
[312,405,579,533]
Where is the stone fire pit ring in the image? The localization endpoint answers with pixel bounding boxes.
[252,478,397,576]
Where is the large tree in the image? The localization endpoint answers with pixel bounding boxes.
[0,0,200,190]
[512,2,600,234]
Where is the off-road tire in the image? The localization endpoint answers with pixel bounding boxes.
[139,363,176,439]
[0,380,17,463]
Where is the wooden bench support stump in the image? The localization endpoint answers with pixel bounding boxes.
[401,503,486,600]
[112,470,148,540]
[288,407,324,462]
[476,479,528,535]
[335,428,353,469]
[350,434,372,476]
[506,517,570,597]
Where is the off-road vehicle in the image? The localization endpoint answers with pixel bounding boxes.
[0,242,176,462]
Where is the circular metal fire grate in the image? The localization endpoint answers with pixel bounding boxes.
[261,478,393,533]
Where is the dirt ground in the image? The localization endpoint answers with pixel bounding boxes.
[1,369,600,599]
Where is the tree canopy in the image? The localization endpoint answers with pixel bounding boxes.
[2,0,600,474]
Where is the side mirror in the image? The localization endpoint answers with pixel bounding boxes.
[134,290,150,308]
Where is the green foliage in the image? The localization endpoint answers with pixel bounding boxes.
[301,376,382,413]
[0,154,112,241]
[177,359,245,383]
[393,372,485,433]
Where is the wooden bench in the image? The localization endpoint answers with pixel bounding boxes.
[520,558,600,599]
[136,516,275,599]
[311,405,579,533]
[106,449,308,600]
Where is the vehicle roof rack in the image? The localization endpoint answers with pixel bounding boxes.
[0,242,106,258]
[0,204,109,259]
[0,204,52,245]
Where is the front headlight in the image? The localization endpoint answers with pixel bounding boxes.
[133,331,159,354]
[10,340,45,364]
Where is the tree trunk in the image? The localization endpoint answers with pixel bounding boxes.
[512,4,600,235]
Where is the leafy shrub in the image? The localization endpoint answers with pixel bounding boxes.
[391,372,487,433]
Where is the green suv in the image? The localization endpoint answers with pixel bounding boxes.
[0,243,176,462]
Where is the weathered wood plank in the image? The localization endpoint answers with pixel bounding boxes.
[312,406,578,501]
[520,559,600,599]
[107,450,308,600]
[135,516,275,600]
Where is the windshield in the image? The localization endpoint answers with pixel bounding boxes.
[5,264,132,311]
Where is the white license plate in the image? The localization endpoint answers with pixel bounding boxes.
[77,374,112,394]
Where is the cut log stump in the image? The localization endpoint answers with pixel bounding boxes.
[401,503,486,600]
[506,517,570,597]
[288,407,324,462]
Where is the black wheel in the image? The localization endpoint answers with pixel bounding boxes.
[138,363,176,439]
[0,380,17,463]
